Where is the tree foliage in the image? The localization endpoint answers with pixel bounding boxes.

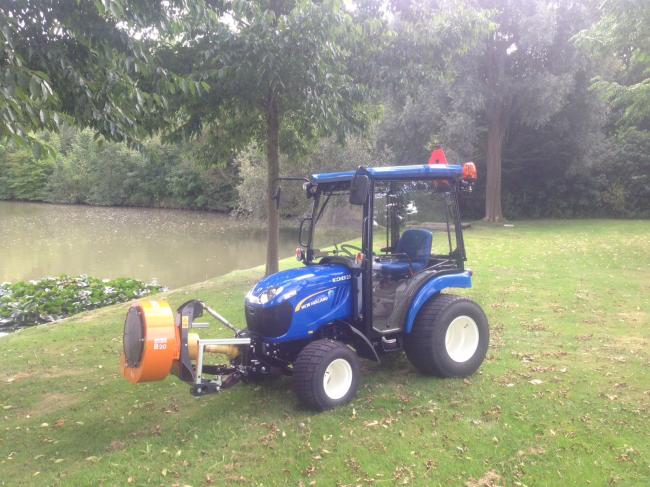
[0,0,204,150]
[376,0,617,220]
[160,0,369,274]
[575,0,650,129]
[1,0,648,233]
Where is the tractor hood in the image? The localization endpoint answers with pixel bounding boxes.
[245,263,354,341]
[245,264,352,308]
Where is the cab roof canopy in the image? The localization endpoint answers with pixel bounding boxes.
[310,164,463,185]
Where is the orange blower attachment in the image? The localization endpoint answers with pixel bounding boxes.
[121,298,253,396]
[121,300,179,383]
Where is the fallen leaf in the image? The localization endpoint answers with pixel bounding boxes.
[518,446,546,457]
[529,379,543,385]
[108,440,125,451]
[465,469,502,487]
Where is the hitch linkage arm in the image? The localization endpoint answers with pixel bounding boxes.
[199,301,240,335]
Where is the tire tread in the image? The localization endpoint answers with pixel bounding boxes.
[405,294,488,377]
[294,339,358,410]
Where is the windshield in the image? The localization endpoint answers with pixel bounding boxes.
[311,190,363,255]
[373,179,460,258]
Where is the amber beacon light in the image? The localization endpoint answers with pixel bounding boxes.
[462,162,477,182]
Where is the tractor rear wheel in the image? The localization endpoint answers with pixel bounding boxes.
[294,339,360,411]
[404,294,488,377]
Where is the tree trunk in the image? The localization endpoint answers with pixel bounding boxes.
[265,93,280,275]
[484,101,506,223]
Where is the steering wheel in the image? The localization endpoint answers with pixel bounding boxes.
[339,244,362,257]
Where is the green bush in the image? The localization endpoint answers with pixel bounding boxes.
[1,127,240,212]
[0,275,165,330]
[0,144,54,201]
[235,134,392,219]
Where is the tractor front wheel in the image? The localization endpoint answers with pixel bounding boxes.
[294,339,360,411]
[405,294,489,377]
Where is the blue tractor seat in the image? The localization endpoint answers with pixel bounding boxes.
[377,228,433,279]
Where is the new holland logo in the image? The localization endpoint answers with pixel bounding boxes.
[295,288,334,312]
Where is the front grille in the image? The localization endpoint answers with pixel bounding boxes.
[245,301,293,338]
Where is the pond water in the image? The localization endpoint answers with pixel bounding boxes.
[0,201,299,289]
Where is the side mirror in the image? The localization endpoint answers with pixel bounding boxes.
[349,175,370,205]
[298,217,312,247]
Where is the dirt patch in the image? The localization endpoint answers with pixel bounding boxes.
[28,392,79,417]
[75,305,130,322]
[3,367,87,383]
[465,470,502,487]
[612,335,648,351]
[108,440,125,451]
[616,311,648,325]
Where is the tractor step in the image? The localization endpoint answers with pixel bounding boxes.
[381,336,401,352]
[191,372,242,396]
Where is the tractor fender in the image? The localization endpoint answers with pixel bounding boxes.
[343,323,380,362]
[404,272,472,333]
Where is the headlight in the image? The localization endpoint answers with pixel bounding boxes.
[247,286,284,305]
[261,286,283,304]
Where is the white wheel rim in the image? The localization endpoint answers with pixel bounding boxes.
[323,358,353,400]
[445,315,480,363]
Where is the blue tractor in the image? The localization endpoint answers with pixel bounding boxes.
[121,161,489,410]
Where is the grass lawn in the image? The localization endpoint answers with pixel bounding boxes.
[1,220,649,486]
